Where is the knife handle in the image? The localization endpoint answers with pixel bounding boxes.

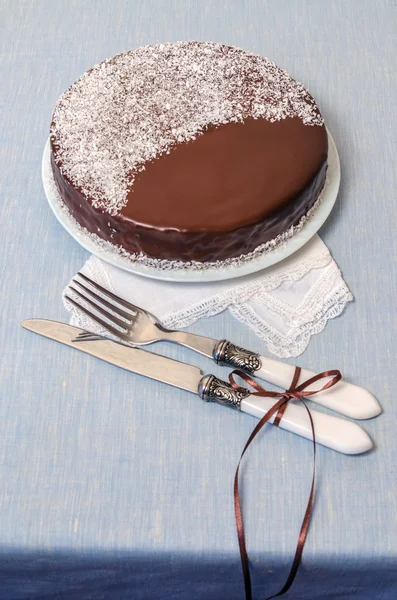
[198,375,373,455]
[213,341,381,420]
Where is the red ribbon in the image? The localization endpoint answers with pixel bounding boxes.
[230,367,342,600]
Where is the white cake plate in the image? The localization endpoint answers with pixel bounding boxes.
[42,131,340,283]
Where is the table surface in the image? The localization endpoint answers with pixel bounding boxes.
[1,1,396,598]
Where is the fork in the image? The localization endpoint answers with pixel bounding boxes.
[65,272,381,420]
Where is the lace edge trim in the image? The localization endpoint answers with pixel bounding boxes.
[230,283,353,357]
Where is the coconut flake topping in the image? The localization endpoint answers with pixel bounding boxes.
[50,42,323,215]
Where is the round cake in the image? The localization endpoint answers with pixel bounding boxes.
[50,42,327,264]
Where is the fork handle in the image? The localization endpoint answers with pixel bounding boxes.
[213,340,381,420]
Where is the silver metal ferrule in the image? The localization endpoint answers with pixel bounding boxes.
[198,374,250,411]
[213,340,261,375]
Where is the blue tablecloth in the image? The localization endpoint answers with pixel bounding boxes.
[1,1,396,598]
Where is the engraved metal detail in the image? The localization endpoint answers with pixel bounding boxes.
[213,340,261,375]
[198,375,250,410]
[73,332,105,343]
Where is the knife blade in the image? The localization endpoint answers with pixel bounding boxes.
[22,319,373,455]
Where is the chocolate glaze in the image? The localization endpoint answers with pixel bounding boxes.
[122,117,327,230]
[50,115,327,262]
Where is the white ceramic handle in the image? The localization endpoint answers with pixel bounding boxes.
[241,395,373,455]
[256,357,381,420]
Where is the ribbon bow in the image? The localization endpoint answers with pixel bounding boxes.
[229,367,342,600]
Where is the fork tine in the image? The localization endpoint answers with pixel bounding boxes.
[72,279,133,321]
[77,272,143,313]
[68,286,129,331]
[65,295,130,340]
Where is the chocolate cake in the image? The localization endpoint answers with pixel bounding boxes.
[50,42,327,264]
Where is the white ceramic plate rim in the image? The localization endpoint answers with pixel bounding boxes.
[42,130,340,283]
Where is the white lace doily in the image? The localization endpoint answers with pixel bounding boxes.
[63,235,352,358]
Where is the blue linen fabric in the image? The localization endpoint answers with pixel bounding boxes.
[0,1,396,598]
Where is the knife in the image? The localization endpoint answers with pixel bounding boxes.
[22,319,373,455]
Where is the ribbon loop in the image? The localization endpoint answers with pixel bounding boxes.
[230,366,342,600]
